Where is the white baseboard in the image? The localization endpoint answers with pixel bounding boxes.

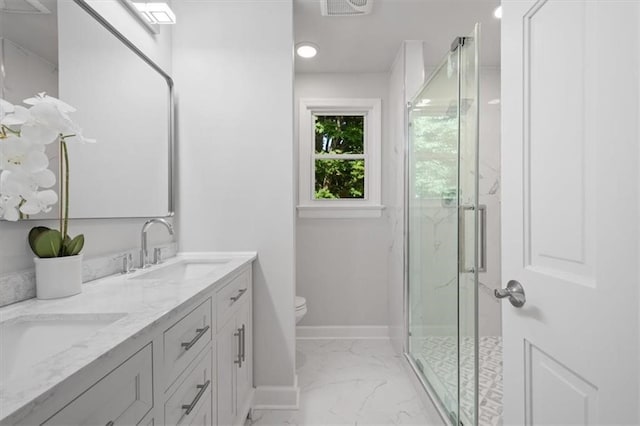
[252,376,300,410]
[296,325,390,340]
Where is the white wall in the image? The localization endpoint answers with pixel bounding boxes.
[173,0,296,395]
[295,72,390,328]
[0,2,174,287]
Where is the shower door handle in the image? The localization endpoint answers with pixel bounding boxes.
[458,205,474,273]
[478,205,487,273]
[458,204,487,274]
[495,280,526,307]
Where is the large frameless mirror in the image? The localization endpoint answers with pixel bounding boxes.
[0,0,174,219]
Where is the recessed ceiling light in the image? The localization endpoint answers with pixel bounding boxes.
[296,43,318,59]
[493,5,502,19]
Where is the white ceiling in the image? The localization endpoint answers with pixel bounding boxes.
[294,0,501,73]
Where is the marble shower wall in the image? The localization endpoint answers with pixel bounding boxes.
[477,67,502,337]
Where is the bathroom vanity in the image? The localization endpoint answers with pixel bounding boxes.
[0,252,256,426]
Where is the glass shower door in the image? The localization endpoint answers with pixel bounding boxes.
[407,25,479,426]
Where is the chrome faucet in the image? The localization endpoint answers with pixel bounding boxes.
[140,218,174,268]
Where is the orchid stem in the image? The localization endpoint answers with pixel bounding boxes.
[0,125,20,136]
[59,139,63,236]
[61,138,70,242]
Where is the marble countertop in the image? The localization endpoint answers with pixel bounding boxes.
[0,251,256,424]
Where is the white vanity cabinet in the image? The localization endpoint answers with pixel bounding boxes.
[9,261,255,426]
[41,344,154,426]
[216,270,253,426]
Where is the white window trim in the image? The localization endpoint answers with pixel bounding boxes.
[298,98,384,219]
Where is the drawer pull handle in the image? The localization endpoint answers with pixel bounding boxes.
[181,380,211,415]
[230,288,247,303]
[240,324,246,362]
[234,328,242,367]
[181,325,210,351]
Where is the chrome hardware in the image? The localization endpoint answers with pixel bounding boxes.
[153,247,163,265]
[458,204,487,274]
[495,280,526,308]
[140,218,174,269]
[240,324,246,362]
[450,36,470,52]
[121,253,135,274]
[181,380,210,415]
[234,328,243,367]
[230,288,247,303]
[478,205,487,273]
[458,205,475,273]
[181,325,210,351]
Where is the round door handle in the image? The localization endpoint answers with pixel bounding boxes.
[495,280,526,307]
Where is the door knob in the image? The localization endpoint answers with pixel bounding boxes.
[495,280,526,307]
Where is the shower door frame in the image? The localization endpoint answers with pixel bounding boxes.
[402,28,480,426]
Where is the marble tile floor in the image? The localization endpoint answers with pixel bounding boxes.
[417,336,503,426]
[246,339,444,426]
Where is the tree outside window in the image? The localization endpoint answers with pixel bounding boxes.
[313,115,365,199]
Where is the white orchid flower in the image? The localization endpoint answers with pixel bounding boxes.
[20,189,58,215]
[63,126,96,144]
[21,102,75,144]
[0,99,15,122]
[0,135,49,174]
[0,170,58,220]
[0,93,92,222]
[0,100,30,127]
[23,93,76,114]
[0,193,20,221]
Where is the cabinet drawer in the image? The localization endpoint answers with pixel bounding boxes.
[216,270,250,330]
[165,348,213,426]
[164,298,212,389]
[43,344,153,426]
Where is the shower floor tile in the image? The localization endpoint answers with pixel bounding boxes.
[247,339,444,426]
[416,335,503,426]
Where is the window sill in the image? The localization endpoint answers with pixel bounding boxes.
[297,204,385,219]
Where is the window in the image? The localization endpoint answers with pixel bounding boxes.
[298,98,383,218]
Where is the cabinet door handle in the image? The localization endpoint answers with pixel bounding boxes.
[181,380,211,415]
[234,327,242,367]
[181,325,210,351]
[230,288,247,303]
[240,324,246,362]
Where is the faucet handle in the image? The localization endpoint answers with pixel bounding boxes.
[153,247,163,265]
[121,253,136,274]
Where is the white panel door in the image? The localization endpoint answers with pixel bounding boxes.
[501,0,640,424]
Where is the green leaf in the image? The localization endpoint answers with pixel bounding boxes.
[64,234,85,256]
[28,227,51,255]
[62,235,71,256]
[33,230,63,258]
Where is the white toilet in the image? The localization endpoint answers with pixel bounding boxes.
[295,296,307,324]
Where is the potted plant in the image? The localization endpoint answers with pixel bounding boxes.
[0,93,94,299]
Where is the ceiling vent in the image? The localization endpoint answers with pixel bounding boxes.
[321,0,373,17]
[0,0,51,14]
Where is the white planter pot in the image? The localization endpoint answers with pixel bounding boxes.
[34,254,83,300]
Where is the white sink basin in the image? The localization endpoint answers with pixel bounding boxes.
[0,314,125,383]
[132,259,230,281]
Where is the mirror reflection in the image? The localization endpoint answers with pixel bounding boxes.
[0,0,173,219]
